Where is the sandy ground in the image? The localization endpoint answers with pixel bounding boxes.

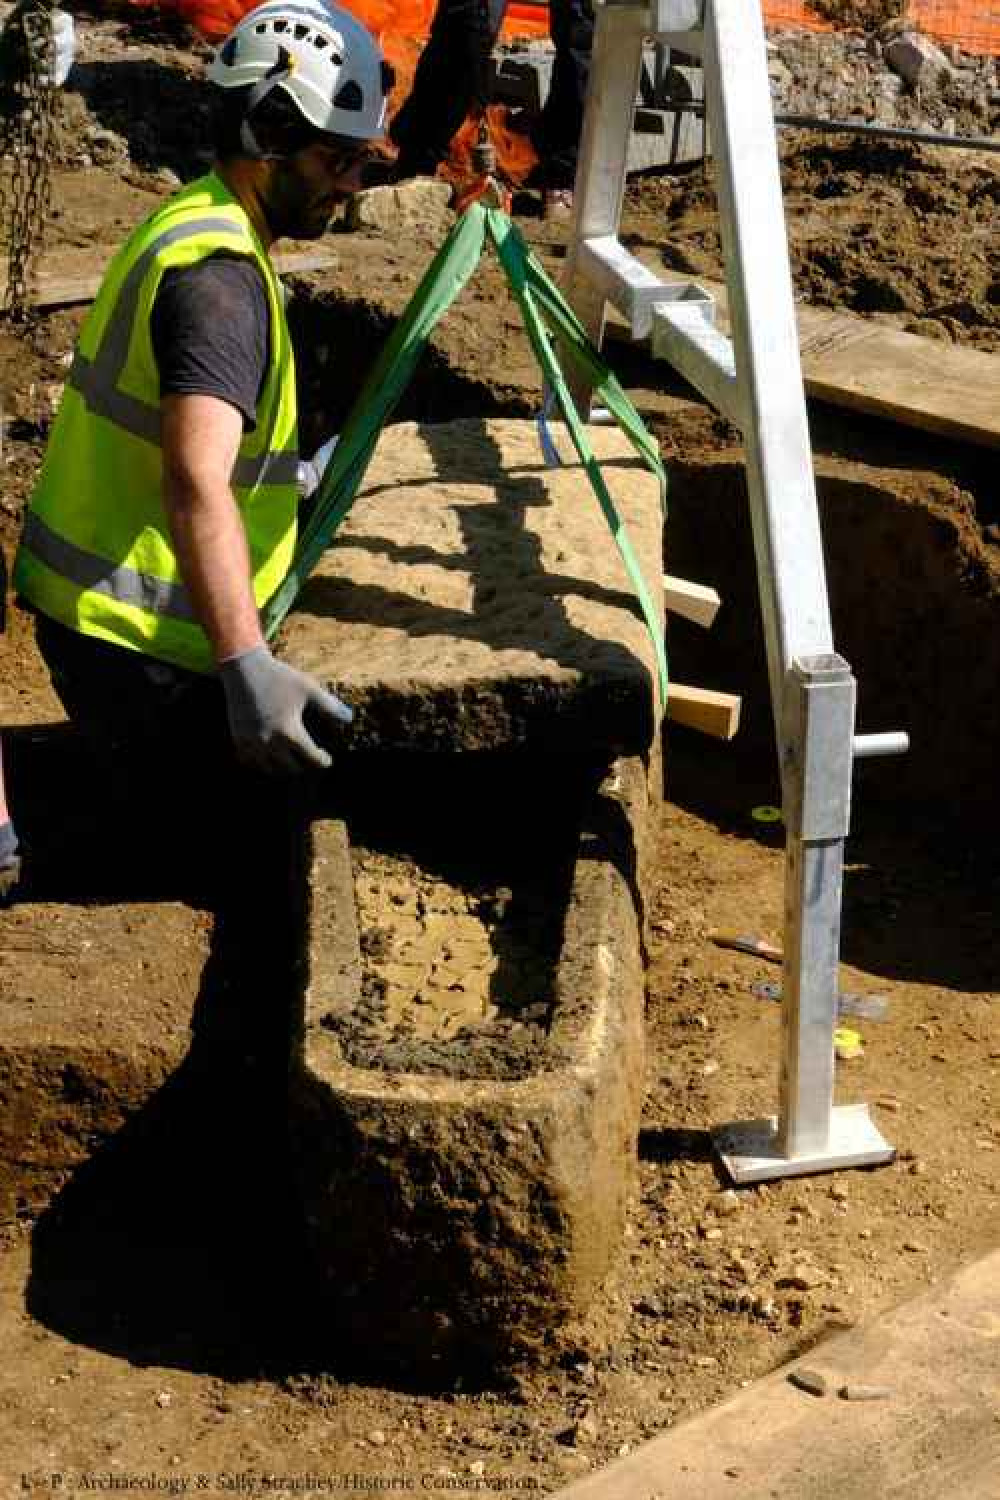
[0,13,998,1498]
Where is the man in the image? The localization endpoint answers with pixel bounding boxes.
[14,0,392,789]
[387,0,594,216]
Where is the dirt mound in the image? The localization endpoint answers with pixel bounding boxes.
[629,139,1000,351]
[807,0,903,28]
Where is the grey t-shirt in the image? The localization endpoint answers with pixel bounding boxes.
[150,252,270,430]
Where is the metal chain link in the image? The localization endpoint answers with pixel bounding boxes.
[0,0,59,322]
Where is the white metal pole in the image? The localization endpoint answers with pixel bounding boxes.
[562,1,647,413]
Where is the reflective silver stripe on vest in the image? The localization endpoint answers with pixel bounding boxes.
[22,509,198,623]
[233,448,300,487]
[67,214,297,486]
[70,349,161,443]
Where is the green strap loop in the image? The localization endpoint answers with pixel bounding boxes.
[263,203,668,706]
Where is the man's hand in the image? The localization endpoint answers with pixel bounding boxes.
[220,644,353,774]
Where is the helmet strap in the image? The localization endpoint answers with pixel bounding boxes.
[240,48,296,160]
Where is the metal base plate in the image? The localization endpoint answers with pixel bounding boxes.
[713,1104,895,1185]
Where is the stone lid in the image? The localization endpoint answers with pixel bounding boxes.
[279,417,665,756]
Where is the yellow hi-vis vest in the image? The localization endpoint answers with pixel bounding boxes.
[14,172,299,674]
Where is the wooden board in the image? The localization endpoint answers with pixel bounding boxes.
[664,573,721,628]
[554,1249,1000,1500]
[665,683,741,739]
[653,263,1000,450]
[4,249,339,313]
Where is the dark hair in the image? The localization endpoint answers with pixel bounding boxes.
[211,82,354,162]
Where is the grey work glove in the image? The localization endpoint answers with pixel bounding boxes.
[219,644,352,774]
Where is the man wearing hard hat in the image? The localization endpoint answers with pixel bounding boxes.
[15,1,392,780]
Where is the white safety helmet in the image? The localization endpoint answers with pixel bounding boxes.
[208,0,392,154]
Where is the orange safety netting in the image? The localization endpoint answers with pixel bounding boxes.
[148,0,545,177]
[763,2,1000,54]
[133,0,999,177]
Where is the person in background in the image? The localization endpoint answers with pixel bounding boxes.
[385,0,594,218]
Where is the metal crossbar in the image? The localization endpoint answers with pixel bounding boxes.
[563,0,909,1183]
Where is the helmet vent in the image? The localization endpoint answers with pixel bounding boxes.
[333,79,363,112]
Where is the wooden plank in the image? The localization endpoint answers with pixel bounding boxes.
[4,249,340,312]
[704,271,1000,449]
[554,1249,1000,1500]
[664,573,721,627]
[645,258,1000,450]
[666,683,741,739]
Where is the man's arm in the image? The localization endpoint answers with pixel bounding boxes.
[160,392,263,661]
[160,391,352,773]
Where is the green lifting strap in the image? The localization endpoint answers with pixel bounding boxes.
[262,203,669,704]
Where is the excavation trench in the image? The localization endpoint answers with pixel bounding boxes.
[291,275,1000,829]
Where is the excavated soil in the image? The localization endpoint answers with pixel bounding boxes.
[807,0,903,28]
[628,138,1000,350]
[0,13,998,1498]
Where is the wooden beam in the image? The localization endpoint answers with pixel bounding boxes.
[666,683,741,740]
[689,269,1000,450]
[3,249,340,313]
[629,253,1000,450]
[664,573,721,628]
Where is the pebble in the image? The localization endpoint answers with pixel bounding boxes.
[839,1383,893,1402]
[572,1411,599,1445]
[902,1240,926,1254]
[830,1185,849,1203]
[155,1392,172,1409]
[469,1462,486,1477]
[716,1190,741,1217]
[788,1368,827,1397]
[369,1429,387,1446]
[777,1263,825,1291]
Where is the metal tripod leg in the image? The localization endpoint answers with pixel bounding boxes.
[562,2,646,413]
[561,0,902,1182]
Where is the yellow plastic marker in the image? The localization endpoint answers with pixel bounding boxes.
[834,1026,864,1061]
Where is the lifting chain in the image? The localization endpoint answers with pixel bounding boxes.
[456,0,510,213]
[0,0,59,322]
